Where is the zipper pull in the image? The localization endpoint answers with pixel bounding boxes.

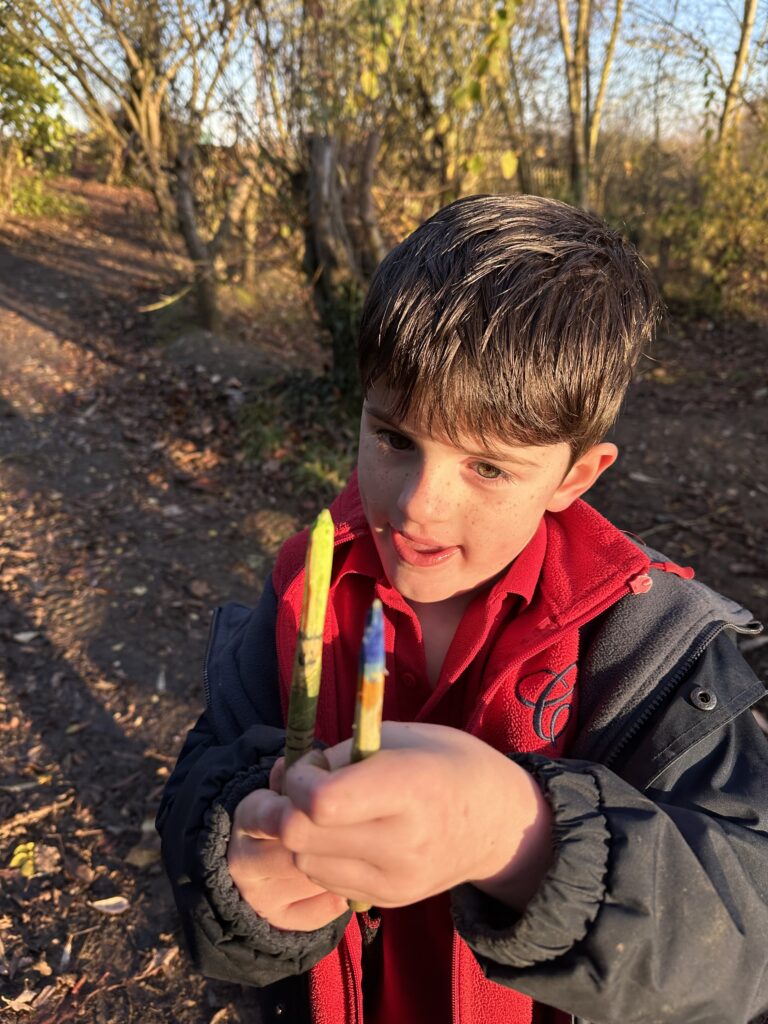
[628,573,653,594]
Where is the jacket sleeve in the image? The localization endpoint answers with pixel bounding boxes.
[451,635,768,1024]
[156,580,352,987]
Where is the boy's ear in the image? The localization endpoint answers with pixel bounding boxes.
[546,443,618,513]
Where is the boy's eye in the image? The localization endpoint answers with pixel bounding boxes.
[377,429,412,451]
[474,462,505,480]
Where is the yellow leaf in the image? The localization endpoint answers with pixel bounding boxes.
[9,841,35,878]
[436,113,451,135]
[500,150,519,180]
[374,43,390,74]
[360,68,380,100]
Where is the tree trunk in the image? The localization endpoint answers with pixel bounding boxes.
[175,142,220,332]
[357,131,388,274]
[242,193,258,289]
[105,141,126,185]
[305,132,365,401]
[718,0,758,148]
[0,141,15,211]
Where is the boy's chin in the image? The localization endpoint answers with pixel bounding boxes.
[386,567,467,606]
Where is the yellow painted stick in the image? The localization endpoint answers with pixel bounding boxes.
[348,598,386,912]
[283,509,335,774]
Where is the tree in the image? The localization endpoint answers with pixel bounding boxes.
[7,0,254,329]
[247,0,531,392]
[555,0,625,207]
[0,11,68,206]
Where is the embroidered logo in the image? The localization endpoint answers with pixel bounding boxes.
[515,663,577,744]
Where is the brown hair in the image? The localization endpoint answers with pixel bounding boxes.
[358,194,660,460]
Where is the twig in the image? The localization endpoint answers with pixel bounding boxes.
[637,506,728,541]
[0,797,74,837]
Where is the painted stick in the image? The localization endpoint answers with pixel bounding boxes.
[283,509,335,774]
[348,598,386,912]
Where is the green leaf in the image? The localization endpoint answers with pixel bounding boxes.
[452,86,472,112]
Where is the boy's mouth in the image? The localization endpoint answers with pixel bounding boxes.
[390,528,459,568]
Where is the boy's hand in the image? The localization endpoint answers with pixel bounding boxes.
[273,722,552,910]
[227,774,350,931]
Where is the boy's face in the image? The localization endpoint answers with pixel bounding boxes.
[357,384,615,606]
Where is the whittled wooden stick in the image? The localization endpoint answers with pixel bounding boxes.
[283,509,334,774]
[349,598,386,912]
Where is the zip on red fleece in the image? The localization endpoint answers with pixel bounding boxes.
[341,934,363,1024]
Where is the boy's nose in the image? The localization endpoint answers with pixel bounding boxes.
[396,463,450,525]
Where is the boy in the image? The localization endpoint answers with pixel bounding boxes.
[157,195,768,1024]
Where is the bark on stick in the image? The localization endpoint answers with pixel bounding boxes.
[283,509,334,773]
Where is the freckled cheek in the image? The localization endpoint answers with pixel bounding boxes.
[360,465,400,524]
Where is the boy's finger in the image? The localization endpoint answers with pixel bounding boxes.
[301,748,332,771]
[279,806,395,863]
[294,852,385,904]
[236,788,291,838]
[274,749,330,795]
[269,756,286,792]
[320,738,354,771]
[284,750,412,825]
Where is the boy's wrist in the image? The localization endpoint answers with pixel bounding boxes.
[470,763,553,911]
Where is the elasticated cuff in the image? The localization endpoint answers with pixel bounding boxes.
[451,755,609,968]
[199,759,351,970]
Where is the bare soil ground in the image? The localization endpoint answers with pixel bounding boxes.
[0,179,766,1023]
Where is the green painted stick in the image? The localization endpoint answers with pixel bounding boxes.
[348,598,386,913]
[283,509,334,774]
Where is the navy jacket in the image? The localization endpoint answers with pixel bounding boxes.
[157,552,768,1024]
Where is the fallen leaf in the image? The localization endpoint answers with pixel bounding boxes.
[33,956,53,977]
[73,862,95,885]
[89,896,130,915]
[1,988,37,1011]
[188,579,210,598]
[9,842,35,878]
[124,843,160,869]
[135,945,178,980]
[33,845,61,875]
[12,632,39,644]
[627,471,660,484]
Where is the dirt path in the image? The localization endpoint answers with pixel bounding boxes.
[0,181,766,1022]
[0,180,318,1022]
